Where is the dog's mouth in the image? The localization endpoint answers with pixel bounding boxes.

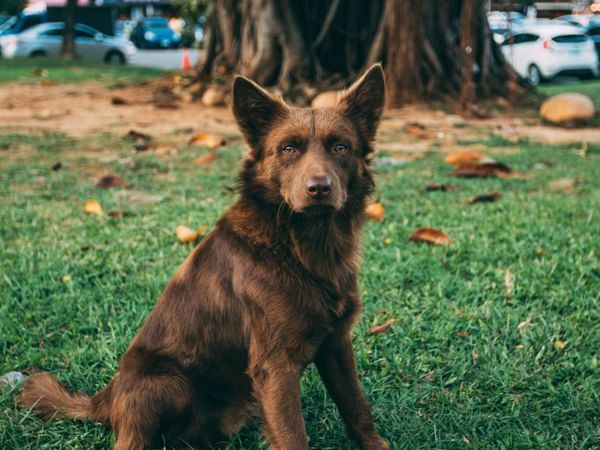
[300,204,337,215]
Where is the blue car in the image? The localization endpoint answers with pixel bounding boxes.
[130,17,181,49]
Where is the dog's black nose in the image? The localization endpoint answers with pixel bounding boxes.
[306,176,332,198]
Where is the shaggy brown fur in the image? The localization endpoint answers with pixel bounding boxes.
[19,64,393,450]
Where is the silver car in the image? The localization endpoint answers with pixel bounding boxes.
[0,22,136,63]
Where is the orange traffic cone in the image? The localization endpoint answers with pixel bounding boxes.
[181,49,192,72]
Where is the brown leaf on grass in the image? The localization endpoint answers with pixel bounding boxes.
[83,199,104,216]
[108,210,125,219]
[176,225,198,243]
[51,162,62,171]
[96,174,128,189]
[409,228,451,246]
[111,96,128,106]
[455,331,471,337]
[466,192,502,204]
[132,143,151,153]
[453,162,511,178]
[425,183,459,192]
[548,177,577,193]
[195,152,217,165]
[125,129,152,142]
[367,319,395,336]
[444,150,483,165]
[176,225,208,244]
[188,133,226,148]
[364,203,384,222]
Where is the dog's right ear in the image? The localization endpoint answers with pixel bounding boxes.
[232,76,287,148]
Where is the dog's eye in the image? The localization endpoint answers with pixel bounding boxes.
[334,143,348,154]
[282,144,297,154]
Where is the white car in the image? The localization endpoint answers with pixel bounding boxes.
[500,21,599,85]
[0,22,136,63]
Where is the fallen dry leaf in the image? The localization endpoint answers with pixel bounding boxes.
[96,174,128,189]
[554,339,567,351]
[504,269,515,297]
[83,199,104,216]
[409,227,451,246]
[125,129,152,142]
[455,331,471,337]
[368,319,395,336]
[108,210,125,219]
[453,162,511,178]
[176,225,202,244]
[466,192,502,204]
[364,203,384,222]
[188,133,226,148]
[176,225,197,243]
[548,177,577,193]
[195,152,217,165]
[425,183,459,192]
[111,96,128,106]
[444,150,483,165]
[196,224,208,237]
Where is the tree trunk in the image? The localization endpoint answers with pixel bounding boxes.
[194,0,529,106]
[61,0,77,59]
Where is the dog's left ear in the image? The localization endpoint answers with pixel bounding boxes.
[338,63,386,143]
[232,75,288,149]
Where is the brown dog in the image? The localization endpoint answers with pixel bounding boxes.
[19,64,392,450]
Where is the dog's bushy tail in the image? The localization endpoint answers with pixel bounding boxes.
[18,372,110,423]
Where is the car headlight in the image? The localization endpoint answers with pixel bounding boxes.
[144,31,157,41]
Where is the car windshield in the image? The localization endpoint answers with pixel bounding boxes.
[552,34,588,43]
[144,18,169,29]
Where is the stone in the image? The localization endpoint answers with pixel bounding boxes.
[539,93,595,124]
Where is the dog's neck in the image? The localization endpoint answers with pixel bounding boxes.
[224,194,364,281]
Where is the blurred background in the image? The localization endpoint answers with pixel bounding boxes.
[0,0,598,99]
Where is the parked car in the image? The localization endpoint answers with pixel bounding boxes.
[500,21,599,85]
[556,14,600,67]
[0,22,136,63]
[130,17,181,49]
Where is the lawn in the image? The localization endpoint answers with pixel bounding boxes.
[0,57,166,86]
[0,126,598,449]
[538,79,600,110]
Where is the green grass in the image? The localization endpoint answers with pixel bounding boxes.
[538,79,600,110]
[0,57,166,85]
[1,129,599,449]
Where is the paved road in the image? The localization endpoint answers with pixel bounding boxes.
[129,49,201,70]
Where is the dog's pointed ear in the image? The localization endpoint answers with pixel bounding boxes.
[338,63,386,142]
[232,75,288,148]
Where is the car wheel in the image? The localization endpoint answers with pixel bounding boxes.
[105,50,125,65]
[527,64,542,86]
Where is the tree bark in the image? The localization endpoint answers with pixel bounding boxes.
[61,0,77,59]
[193,0,529,106]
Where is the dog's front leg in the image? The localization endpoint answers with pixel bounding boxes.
[251,360,309,450]
[315,331,393,450]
